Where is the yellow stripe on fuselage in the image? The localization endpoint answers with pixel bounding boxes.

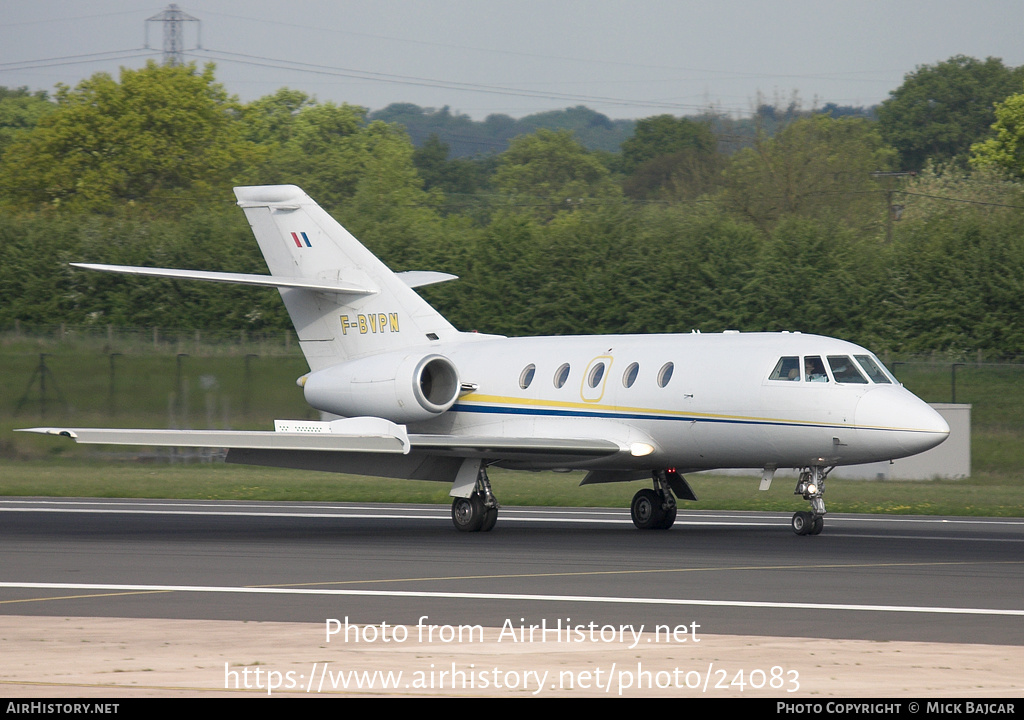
[456,393,933,434]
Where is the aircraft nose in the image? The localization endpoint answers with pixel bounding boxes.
[855,387,949,458]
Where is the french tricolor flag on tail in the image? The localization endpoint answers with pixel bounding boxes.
[290,231,312,248]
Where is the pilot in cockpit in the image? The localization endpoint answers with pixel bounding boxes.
[804,356,828,382]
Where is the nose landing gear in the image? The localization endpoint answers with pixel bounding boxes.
[792,466,831,536]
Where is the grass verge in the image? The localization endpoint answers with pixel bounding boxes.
[1,459,1021,517]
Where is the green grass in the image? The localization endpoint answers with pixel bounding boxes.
[0,459,1020,517]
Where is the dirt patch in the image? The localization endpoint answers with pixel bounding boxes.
[0,616,1020,697]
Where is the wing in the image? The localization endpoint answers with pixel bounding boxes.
[17,419,625,482]
[18,417,411,454]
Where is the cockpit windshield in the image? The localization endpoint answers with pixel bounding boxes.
[769,353,897,384]
[827,356,868,383]
[854,355,893,384]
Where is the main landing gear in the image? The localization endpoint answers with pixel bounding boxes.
[791,466,831,536]
[451,464,499,532]
[630,469,690,530]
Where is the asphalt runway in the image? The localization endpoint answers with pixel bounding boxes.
[1,498,1022,646]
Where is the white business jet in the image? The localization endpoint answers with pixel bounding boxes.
[22,185,949,535]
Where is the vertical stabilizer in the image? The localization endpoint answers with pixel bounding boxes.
[234,185,457,370]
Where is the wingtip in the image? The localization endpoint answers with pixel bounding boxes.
[15,427,78,438]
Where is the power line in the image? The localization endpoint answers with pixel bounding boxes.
[0,49,154,71]
[199,8,900,87]
[896,190,1024,210]
[192,47,716,114]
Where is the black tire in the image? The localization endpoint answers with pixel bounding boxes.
[809,515,824,535]
[791,511,812,536]
[631,489,665,530]
[452,494,485,532]
[656,504,677,530]
[480,505,498,532]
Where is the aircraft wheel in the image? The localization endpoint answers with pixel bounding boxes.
[656,504,677,530]
[631,489,665,530]
[791,511,812,536]
[480,506,498,532]
[809,515,824,535]
[452,494,485,532]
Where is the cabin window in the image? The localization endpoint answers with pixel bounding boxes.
[587,362,606,389]
[519,364,536,389]
[623,362,639,388]
[854,355,893,384]
[827,355,868,383]
[804,356,829,382]
[769,356,801,381]
[657,362,674,388]
[554,363,570,388]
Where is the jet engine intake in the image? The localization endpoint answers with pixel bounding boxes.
[302,352,460,424]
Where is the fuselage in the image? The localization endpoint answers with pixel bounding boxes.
[414,331,949,471]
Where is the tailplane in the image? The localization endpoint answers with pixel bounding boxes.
[234,185,459,370]
[72,186,462,372]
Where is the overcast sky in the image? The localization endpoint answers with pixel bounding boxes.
[3,1,1024,120]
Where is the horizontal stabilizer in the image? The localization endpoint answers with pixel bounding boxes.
[70,263,375,296]
[395,271,458,289]
[18,417,410,454]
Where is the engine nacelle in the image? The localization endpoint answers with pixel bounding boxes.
[301,352,461,424]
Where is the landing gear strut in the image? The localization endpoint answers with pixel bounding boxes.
[451,464,499,532]
[630,470,679,530]
[791,466,831,536]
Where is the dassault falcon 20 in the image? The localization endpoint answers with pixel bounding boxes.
[22,185,949,535]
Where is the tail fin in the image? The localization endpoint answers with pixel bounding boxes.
[235,185,458,371]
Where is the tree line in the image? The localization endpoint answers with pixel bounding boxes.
[2,55,1024,357]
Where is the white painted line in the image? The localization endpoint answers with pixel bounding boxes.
[2,502,1020,530]
[0,506,794,526]
[2,499,1021,526]
[2,581,1022,617]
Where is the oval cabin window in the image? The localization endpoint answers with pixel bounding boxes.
[657,362,674,388]
[519,364,536,389]
[623,362,639,388]
[554,363,570,388]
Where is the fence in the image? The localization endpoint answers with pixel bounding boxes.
[1,322,300,357]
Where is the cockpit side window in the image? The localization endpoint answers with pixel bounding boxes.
[804,356,829,382]
[828,355,868,383]
[854,355,893,384]
[769,356,801,381]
